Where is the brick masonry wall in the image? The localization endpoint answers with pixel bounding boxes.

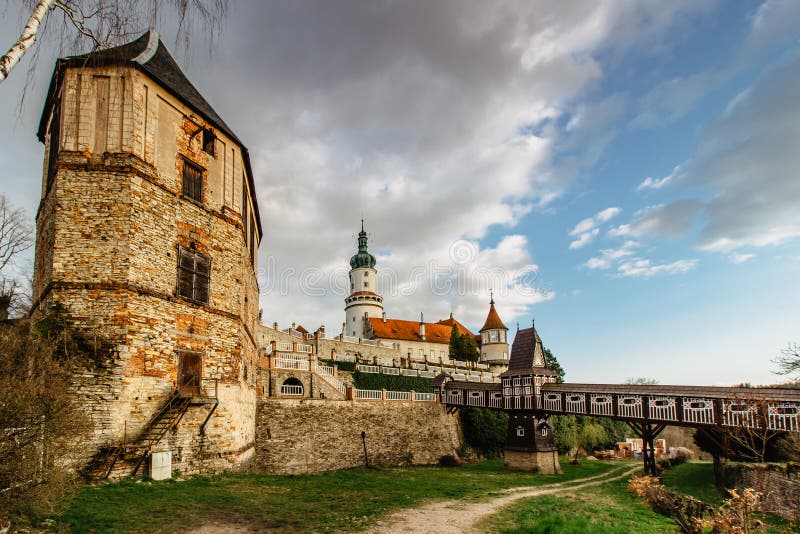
[722,462,800,521]
[256,398,464,474]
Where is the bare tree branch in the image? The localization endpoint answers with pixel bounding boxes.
[1,0,230,85]
[0,0,55,83]
[773,342,800,379]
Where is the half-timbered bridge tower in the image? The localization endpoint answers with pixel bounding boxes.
[437,323,800,475]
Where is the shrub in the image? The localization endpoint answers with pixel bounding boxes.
[319,359,356,372]
[0,307,98,527]
[438,454,462,467]
[352,371,432,392]
[629,475,711,534]
[460,407,508,458]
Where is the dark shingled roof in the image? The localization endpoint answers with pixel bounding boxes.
[506,326,547,372]
[37,30,261,238]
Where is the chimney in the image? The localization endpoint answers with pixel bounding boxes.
[319,324,325,335]
[419,312,426,340]
[291,322,296,330]
[273,322,278,330]
[382,311,387,323]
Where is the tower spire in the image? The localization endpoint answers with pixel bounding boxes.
[489,289,494,305]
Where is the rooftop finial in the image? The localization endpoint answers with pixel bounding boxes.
[489,289,494,305]
[532,317,536,330]
[361,218,364,232]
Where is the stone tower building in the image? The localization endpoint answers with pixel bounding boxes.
[31,30,262,476]
[344,221,383,339]
[479,294,510,374]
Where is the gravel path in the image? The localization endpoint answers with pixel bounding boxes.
[362,464,641,534]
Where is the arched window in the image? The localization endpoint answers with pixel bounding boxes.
[280,377,304,396]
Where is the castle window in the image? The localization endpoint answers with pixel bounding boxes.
[176,246,211,305]
[182,158,204,203]
[364,281,368,287]
[202,128,215,156]
[489,330,498,343]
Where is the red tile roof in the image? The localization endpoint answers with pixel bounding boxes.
[480,302,507,331]
[368,316,474,344]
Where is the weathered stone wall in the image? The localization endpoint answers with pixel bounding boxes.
[32,62,260,476]
[256,399,463,474]
[256,367,345,400]
[721,462,800,521]
[317,337,400,365]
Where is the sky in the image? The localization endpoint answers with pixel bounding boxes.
[1,0,799,386]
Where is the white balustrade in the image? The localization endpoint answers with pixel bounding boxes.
[355,389,382,400]
[682,398,715,424]
[768,403,800,431]
[648,397,678,421]
[382,367,400,376]
[414,392,436,402]
[280,384,303,396]
[401,369,419,377]
[276,342,294,352]
[386,391,411,401]
[357,364,380,374]
[296,344,313,353]
[273,354,310,370]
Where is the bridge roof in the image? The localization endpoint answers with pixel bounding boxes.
[542,383,800,401]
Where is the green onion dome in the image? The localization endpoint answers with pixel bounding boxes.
[350,221,376,269]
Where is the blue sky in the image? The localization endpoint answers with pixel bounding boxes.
[1,1,799,386]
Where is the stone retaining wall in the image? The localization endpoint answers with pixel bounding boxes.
[721,462,800,521]
[255,398,463,474]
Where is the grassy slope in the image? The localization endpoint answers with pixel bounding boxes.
[662,461,796,533]
[59,458,618,533]
[661,461,724,506]
[479,468,677,534]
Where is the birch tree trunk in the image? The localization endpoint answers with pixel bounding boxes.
[0,0,56,84]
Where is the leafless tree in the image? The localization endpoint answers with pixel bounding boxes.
[773,342,800,381]
[1,0,229,84]
[0,195,33,320]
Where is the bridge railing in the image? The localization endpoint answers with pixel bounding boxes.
[439,381,800,433]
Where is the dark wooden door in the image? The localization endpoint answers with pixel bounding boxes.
[179,352,202,395]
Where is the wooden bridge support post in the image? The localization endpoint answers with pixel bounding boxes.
[627,422,665,477]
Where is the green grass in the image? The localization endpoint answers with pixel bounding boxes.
[58,457,620,533]
[479,470,678,534]
[661,461,724,506]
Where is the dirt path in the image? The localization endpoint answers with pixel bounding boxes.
[363,464,641,534]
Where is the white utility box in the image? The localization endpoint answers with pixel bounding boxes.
[149,450,172,480]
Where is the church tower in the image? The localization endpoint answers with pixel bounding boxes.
[479,293,510,373]
[344,221,383,338]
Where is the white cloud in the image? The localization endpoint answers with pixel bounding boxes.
[0,1,725,333]
[570,207,622,236]
[637,165,683,191]
[617,258,698,278]
[728,253,755,264]
[607,201,701,240]
[584,240,638,269]
[569,206,621,249]
[569,228,600,250]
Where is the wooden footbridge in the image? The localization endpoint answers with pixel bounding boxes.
[436,325,800,475]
